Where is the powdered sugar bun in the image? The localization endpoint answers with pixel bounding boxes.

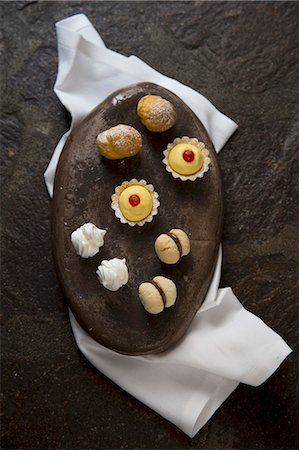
[137,95,177,132]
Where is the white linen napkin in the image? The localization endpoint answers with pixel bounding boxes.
[44,14,292,438]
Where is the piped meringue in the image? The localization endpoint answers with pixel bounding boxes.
[96,258,129,291]
[71,222,106,258]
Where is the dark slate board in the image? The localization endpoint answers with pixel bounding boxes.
[52,82,223,355]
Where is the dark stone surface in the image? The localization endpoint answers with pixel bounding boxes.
[1,1,298,449]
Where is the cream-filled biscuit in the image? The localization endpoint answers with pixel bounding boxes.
[138,276,177,314]
[154,228,190,264]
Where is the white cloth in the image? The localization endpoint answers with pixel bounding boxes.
[44,14,292,438]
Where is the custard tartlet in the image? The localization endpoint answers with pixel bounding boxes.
[111,179,160,226]
[163,137,211,181]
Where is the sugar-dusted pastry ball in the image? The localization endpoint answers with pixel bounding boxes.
[168,143,203,176]
[96,124,142,160]
[138,276,177,314]
[118,185,153,222]
[155,228,190,264]
[137,95,177,132]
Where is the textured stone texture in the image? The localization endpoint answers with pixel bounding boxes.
[1,1,298,449]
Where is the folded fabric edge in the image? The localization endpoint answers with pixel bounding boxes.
[69,308,239,438]
[184,378,238,438]
[44,131,71,198]
[53,24,237,152]
[242,336,292,386]
[56,13,91,31]
[56,13,106,48]
[128,55,238,150]
[54,12,237,148]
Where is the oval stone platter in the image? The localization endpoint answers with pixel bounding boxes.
[52,82,223,355]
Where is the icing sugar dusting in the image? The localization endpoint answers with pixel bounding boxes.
[152,98,175,126]
[97,124,142,158]
[112,94,127,106]
[138,95,176,131]
[108,124,141,151]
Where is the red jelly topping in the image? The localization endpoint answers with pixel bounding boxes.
[183,149,195,162]
[129,194,141,206]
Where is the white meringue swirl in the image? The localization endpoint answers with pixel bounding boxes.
[96,258,128,291]
[71,222,106,258]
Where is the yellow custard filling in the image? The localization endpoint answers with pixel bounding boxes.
[168,143,203,176]
[119,185,153,222]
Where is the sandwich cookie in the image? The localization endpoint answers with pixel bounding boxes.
[138,276,177,314]
[154,228,190,264]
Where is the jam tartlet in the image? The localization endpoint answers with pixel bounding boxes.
[137,95,177,132]
[111,179,160,226]
[163,137,210,181]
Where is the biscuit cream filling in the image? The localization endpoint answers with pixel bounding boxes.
[118,185,153,222]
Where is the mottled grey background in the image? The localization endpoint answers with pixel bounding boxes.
[1,1,298,449]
